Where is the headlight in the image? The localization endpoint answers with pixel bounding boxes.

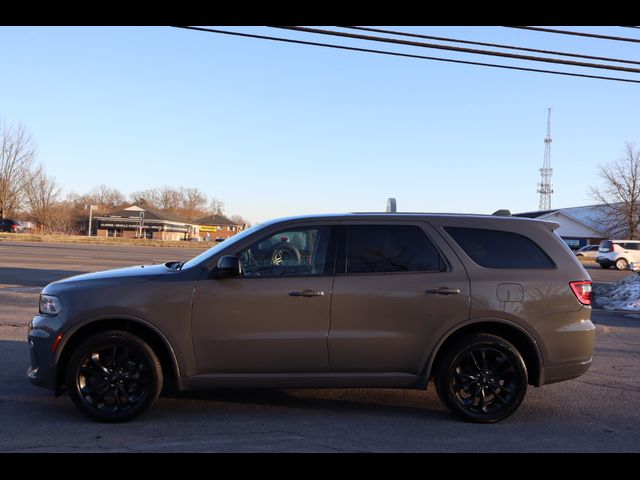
[39,294,62,315]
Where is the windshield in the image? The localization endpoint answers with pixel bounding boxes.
[181,222,265,270]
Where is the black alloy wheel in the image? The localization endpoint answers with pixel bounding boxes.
[435,333,527,423]
[66,331,162,422]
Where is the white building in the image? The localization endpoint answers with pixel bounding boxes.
[514,204,609,249]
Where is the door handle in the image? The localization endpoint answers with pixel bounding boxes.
[425,287,461,295]
[289,290,325,297]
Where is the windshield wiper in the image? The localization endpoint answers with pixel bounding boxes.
[165,261,185,270]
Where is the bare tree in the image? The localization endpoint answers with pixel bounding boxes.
[129,189,159,208]
[89,184,126,212]
[591,142,640,238]
[0,121,36,218]
[229,214,252,229]
[179,186,208,219]
[155,186,182,211]
[208,197,225,215]
[25,166,61,232]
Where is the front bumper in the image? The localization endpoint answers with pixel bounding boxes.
[27,314,63,390]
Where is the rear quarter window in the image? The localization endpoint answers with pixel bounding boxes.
[444,227,556,269]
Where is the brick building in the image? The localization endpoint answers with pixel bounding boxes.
[194,213,243,240]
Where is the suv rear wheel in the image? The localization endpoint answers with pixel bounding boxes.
[66,330,163,422]
[435,333,528,423]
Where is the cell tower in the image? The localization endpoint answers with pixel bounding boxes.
[537,108,553,211]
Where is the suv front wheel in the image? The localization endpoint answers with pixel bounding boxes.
[435,333,528,423]
[66,330,163,422]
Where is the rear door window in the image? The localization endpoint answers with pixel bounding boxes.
[345,225,445,274]
[444,227,555,269]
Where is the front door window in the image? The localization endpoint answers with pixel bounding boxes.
[237,226,333,277]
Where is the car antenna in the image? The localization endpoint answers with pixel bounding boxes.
[492,209,511,216]
[386,198,397,213]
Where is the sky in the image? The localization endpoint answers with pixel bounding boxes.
[1,26,639,224]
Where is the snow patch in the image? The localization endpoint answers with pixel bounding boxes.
[593,274,640,311]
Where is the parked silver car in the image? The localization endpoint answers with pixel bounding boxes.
[575,245,599,260]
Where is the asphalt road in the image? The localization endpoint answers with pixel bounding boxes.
[0,241,639,452]
[581,260,636,283]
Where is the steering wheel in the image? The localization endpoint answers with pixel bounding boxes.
[271,243,302,266]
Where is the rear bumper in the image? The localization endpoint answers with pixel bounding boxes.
[533,311,595,387]
[538,357,592,386]
[596,257,614,267]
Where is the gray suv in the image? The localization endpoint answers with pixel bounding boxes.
[28,213,595,423]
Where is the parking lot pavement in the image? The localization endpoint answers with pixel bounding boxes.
[0,242,639,452]
[582,262,636,283]
[0,308,639,452]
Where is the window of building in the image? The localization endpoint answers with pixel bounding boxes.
[444,227,555,269]
[346,225,445,274]
[106,228,123,238]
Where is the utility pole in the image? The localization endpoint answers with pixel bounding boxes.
[537,108,554,211]
[86,204,98,236]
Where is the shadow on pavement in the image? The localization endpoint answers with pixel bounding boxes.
[0,339,30,393]
[593,310,640,328]
[167,387,446,420]
[0,267,88,287]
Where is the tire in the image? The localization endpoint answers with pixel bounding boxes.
[435,333,528,423]
[66,330,163,423]
[270,243,302,266]
[615,258,629,270]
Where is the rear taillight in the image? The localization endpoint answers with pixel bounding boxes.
[570,281,592,306]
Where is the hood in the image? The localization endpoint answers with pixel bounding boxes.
[49,263,172,286]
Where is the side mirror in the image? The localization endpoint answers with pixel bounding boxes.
[214,255,242,278]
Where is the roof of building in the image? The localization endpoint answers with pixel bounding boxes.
[98,205,193,224]
[515,204,609,235]
[194,213,239,226]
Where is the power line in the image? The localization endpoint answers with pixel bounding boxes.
[343,26,640,67]
[172,26,640,84]
[506,26,640,44]
[274,26,640,74]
